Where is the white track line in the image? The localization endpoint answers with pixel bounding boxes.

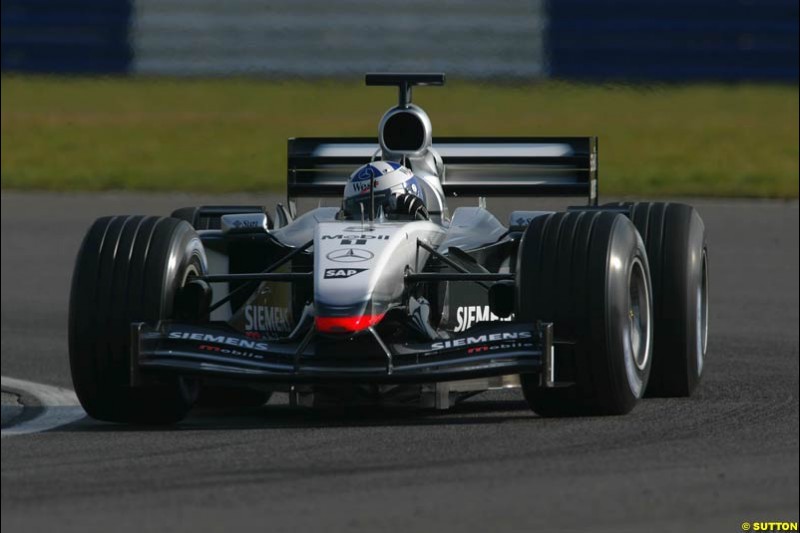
[1,376,86,437]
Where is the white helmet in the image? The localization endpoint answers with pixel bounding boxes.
[343,161,427,219]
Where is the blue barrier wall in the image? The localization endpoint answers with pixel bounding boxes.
[2,0,798,81]
[128,0,545,77]
[548,0,799,82]
[1,0,132,74]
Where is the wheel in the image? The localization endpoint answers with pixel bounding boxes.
[196,387,272,409]
[172,206,278,407]
[517,211,653,416]
[623,202,708,397]
[69,216,206,423]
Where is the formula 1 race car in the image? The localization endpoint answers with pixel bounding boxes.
[69,73,709,423]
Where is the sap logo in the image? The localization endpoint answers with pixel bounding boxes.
[454,305,513,332]
[324,268,367,279]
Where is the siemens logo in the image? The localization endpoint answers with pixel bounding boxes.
[244,305,292,334]
[455,305,513,332]
[430,331,532,350]
[168,331,269,352]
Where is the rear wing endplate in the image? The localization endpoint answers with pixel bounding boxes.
[287,137,598,204]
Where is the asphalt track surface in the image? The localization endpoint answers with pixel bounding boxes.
[1,192,798,533]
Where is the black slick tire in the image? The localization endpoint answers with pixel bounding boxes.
[517,211,653,416]
[620,202,708,397]
[69,216,206,424]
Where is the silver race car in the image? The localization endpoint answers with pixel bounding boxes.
[69,73,709,423]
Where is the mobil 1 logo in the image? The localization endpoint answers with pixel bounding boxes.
[321,234,390,246]
[324,268,367,279]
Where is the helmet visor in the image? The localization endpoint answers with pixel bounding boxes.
[342,186,397,219]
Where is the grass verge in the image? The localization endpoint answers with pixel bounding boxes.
[1,76,797,197]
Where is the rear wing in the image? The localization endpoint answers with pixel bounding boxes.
[287,137,598,205]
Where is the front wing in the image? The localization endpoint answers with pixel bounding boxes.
[132,320,551,385]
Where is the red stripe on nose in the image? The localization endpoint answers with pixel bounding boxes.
[315,314,385,333]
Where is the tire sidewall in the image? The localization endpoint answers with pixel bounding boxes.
[146,220,207,407]
[602,219,653,408]
[157,223,208,320]
[681,209,708,387]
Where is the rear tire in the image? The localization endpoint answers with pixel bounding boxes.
[517,211,653,416]
[620,202,708,397]
[69,216,206,424]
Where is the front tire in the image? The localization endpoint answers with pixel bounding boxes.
[517,211,653,416]
[69,216,206,424]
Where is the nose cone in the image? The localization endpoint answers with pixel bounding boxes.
[313,220,446,336]
[314,222,405,335]
[315,313,385,334]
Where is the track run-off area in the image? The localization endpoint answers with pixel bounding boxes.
[2,192,797,533]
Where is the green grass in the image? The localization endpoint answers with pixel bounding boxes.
[1,76,797,197]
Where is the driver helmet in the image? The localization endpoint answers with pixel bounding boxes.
[342,161,426,219]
